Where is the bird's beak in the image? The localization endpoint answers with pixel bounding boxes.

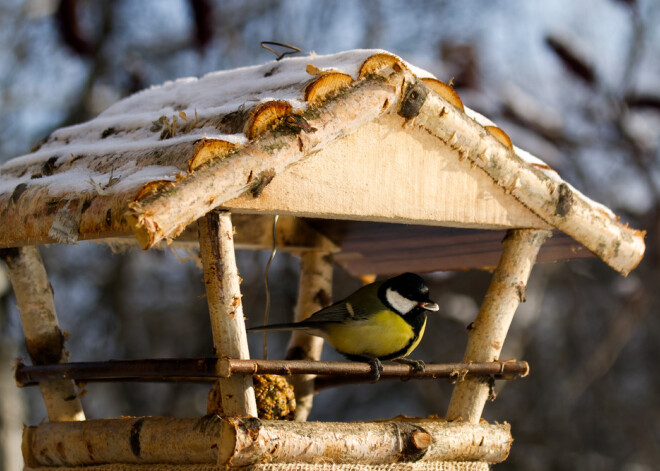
[419,301,439,312]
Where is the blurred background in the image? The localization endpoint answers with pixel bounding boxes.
[1,0,659,470]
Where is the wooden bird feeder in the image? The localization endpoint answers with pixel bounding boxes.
[0,50,645,470]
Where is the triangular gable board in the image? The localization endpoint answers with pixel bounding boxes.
[225,113,550,230]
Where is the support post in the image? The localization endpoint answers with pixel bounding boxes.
[198,211,257,417]
[284,251,333,421]
[447,229,551,423]
[1,247,85,421]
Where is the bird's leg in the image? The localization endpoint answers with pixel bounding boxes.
[366,356,383,382]
[394,358,426,373]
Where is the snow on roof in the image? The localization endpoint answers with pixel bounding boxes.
[0,50,389,195]
[0,49,645,274]
[0,48,575,203]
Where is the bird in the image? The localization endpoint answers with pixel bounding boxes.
[247,272,439,380]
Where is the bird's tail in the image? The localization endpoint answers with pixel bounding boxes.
[246,322,310,333]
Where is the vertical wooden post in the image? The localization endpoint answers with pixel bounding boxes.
[1,247,85,421]
[285,251,333,421]
[447,229,551,423]
[198,211,257,417]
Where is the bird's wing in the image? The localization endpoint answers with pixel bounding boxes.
[302,303,363,324]
[302,282,382,324]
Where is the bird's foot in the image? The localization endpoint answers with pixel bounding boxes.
[394,358,426,374]
[367,357,384,383]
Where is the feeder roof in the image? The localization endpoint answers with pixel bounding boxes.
[0,49,645,275]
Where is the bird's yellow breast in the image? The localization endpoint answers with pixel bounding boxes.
[323,310,425,359]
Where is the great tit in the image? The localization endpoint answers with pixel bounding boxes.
[247,272,439,380]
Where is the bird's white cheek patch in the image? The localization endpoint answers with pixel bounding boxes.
[385,287,418,314]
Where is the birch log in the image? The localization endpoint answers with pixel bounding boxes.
[285,251,333,421]
[22,417,511,466]
[219,418,511,466]
[410,77,644,275]
[198,211,257,417]
[126,76,402,249]
[446,229,550,423]
[0,247,84,422]
[22,417,220,467]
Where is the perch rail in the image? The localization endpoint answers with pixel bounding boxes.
[15,358,529,389]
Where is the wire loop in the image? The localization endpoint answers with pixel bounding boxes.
[262,215,279,359]
[261,41,302,61]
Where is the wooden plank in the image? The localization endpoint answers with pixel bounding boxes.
[225,114,552,230]
[307,220,593,275]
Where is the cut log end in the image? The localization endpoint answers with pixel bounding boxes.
[485,126,514,151]
[247,101,294,140]
[133,180,174,202]
[124,210,157,250]
[422,78,465,111]
[188,139,237,172]
[128,178,188,249]
[304,72,354,104]
[359,52,408,78]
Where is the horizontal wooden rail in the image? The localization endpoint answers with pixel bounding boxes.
[23,416,513,467]
[15,358,528,387]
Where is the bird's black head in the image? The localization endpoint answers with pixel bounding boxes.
[379,272,439,315]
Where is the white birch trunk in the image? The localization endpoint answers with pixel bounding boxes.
[446,229,550,422]
[1,246,85,422]
[198,211,257,417]
[23,417,511,467]
[285,251,333,421]
[412,82,644,275]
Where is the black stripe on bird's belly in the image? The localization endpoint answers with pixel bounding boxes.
[343,310,428,362]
